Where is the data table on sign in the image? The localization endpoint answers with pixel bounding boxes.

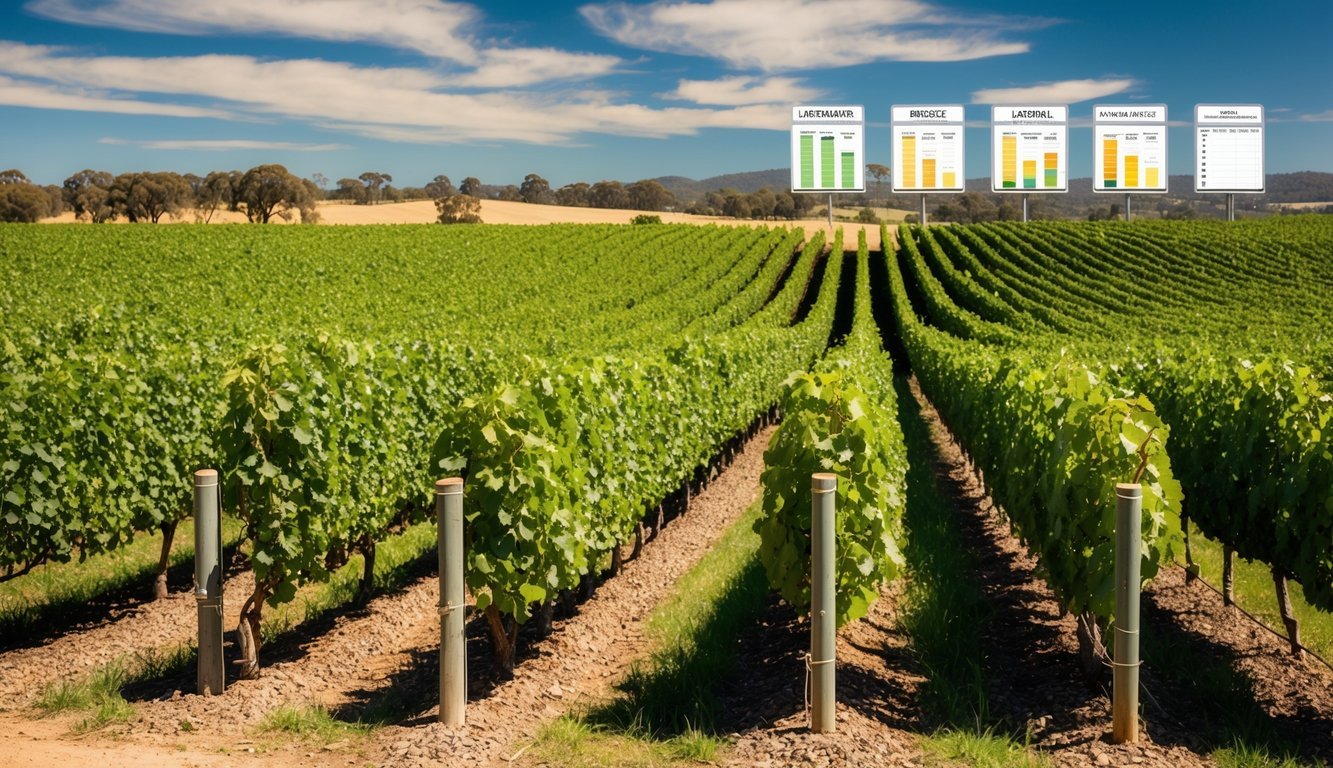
[1196,126,1263,191]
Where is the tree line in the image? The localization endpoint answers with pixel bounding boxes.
[2,164,823,224]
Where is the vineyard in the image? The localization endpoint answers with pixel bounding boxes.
[1,218,1332,768]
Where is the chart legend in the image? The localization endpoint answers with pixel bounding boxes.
[790,105,864,194]
[1093,105,1167,193]
[992,106,1067,193]
[891,105,965,193]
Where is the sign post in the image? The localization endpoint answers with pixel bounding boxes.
[1093,104,1168,221]
[991,105,1068,222]
[891,105,965,226]
[791,105,865,228]
[1195,104,1264,220]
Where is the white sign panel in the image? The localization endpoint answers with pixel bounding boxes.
[1093,104,1168,193]
[991,105,1068,193]
[891,105,966,194]
[791,105,865,194]
[1195,104,1264,193]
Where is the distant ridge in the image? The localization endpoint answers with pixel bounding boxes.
[655,169,1333,206]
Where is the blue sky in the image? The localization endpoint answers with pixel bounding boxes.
[1,0,1330,188]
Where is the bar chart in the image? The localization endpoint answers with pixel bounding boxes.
[992,128,1066,191]
[1095,127,1166,191]
[790,105,865,193]
[891,105,965,193]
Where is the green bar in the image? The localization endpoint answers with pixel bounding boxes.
[1002,181,1016,189]
[800,134,814,189]
[1023,178,1036,189]
[841,152,855,189]
[1104,179,1117,188]
[821,136,835,189]
[1045,171,1058,188]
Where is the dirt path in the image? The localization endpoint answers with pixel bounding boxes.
[371,425,777,767]
[0,568,255,709]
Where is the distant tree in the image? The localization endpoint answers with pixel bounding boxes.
[588,180,629,209]
[459,176,482,197]
[555,182,590,207]
[425,175,456,199]
[856,206,879,224]
[435,194,482,224]
[183,172,204,198]
[630,213,662,225]
[722,194,751,219]
[626,179,674,212]
[42,185,65,216]
[334,177,367,204]
[748,187,777,219]
[226,170,245,211]
[773,192,797,220]
[358,171,392,205]
[497,185,522,202]
[0,179,51,222]
[196,171,233,223]
[866,163,890,200]
[519,173,552,204]
[309,173,330,199]
[0,169,29,185]
[110,171,192,223]
[62,169,116,222]
[238,164,315,223]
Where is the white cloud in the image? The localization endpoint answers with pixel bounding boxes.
[582,0,1034,71]
[453,48,622,88]
[971,78,1135,105]
[0,73,231,117]
[1298,109,1333,123]
[0,43,787,144]
[26,0,480,63]
[99,138,348,151]
[663,76,818,106]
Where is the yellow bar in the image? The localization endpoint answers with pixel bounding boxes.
[1023,159,1036,181]
[922,158,936,188]
[1103,138,1117,181]
[1002,135,1017,183]
[1044,152,1058,171]
[1146,167,1160,188]
[943,171,957,189]
[902,135,917,189]
[1125,155,1139,188]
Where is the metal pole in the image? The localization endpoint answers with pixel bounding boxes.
[1125,194,1132,221]
[810,473,837,733]
[919,194,927,226]
[194,469,224,695]
[1227,193,1235,221]
[1112,482,1142,743]
[437,477,466,725]
[827,193,833,230]
[1022,193,1029,222]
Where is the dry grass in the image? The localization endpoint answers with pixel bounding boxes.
[40,198,883,249]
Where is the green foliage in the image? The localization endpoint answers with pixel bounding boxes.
[630,214,662,225]
[888,223,1184,621]
[757,230,909,626]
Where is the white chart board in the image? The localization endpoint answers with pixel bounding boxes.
[891,105,965,193]
[791,105,865,194]
[991,105,1068,193]
[1093,104,1168,193]
[1195,104,1264,193]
